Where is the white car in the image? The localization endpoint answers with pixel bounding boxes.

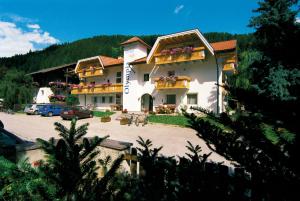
[24,104,44,115]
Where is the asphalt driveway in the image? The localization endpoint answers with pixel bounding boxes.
[0,112,230,165]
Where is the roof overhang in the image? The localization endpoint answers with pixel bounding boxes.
[74,56,104,73]
[147,29,214,64]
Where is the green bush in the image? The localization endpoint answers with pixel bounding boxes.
[66,94,79,106]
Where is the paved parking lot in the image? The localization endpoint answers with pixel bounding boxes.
[0,112,231,164]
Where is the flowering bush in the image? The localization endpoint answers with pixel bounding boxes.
[49,94,66,102]
[160,46,194,56]
[158,76,178,83]
[182,46,194,54]
[170,47,183,55]
[87,83,96,89]
[161,49,171,55]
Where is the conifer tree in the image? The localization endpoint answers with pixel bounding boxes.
[37,119,124,201]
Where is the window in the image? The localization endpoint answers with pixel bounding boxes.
[93,97,97,104]
[102,96,106,103]
[166,94,176,104]
[187,94,198,105]
[109,96,113,103]
[144,73,149,81]
[116,72,122,83]
[168,71,175,76]
[116,94,121,105]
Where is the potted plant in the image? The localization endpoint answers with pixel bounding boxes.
[100,115,111,122]
[120,117,129,125]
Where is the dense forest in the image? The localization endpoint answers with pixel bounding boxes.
[0,32,253,74]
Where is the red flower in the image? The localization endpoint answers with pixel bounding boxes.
[32,160,41,167]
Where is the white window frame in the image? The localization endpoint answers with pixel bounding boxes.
[187,93,198,105]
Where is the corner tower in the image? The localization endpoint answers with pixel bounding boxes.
[121,37,151,111]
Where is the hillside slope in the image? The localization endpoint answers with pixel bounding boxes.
[0,32,253,73]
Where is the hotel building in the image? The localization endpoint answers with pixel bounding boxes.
[71,29,237,113]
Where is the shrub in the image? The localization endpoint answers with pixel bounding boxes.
[100,116,111,122]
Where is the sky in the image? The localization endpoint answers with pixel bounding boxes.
[0,0,260,57]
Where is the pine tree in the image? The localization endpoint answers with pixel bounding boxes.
[37,119,124,201]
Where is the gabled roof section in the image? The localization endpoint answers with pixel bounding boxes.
[147,29,214,64]
[75,55,123,73]
[100,55,123,67]
[211,40,237,52]
[121,37,151,49]
[75,56,103,73]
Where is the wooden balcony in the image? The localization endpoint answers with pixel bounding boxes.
[223,57,236,71]
[154,76,191,90]
[154,47,205,65]
[71,83,123,95]
[78,68,103,78]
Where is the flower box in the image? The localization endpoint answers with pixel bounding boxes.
[120,117,129,125]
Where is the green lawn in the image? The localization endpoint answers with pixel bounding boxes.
[148,115,189,127]
[92,111,115,117]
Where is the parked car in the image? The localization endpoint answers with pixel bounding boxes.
[39,104,64,117]
[60,106,93,120]
[24,104,44,115]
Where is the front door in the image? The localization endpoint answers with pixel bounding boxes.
[141,94,153,112]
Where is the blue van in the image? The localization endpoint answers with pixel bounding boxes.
[39,104,64,117]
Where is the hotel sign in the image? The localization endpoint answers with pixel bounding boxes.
[124,63,130,94]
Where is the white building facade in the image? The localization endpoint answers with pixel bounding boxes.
[71,29,237,114]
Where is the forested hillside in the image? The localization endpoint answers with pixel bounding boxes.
[0,32,253,74]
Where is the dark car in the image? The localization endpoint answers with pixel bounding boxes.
[39,104,64,117]
[60,106,93,120]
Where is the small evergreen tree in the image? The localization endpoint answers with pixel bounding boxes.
[37,119,124,201]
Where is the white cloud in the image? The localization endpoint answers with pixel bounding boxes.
[0,20,59,57]
[174,5,184,14]
[296,17,300,23]
[27,24,40,29]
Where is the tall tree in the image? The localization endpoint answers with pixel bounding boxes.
[0,69,34,109]
[248,0,300,100]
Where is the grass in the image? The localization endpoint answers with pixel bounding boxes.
[148,114,189,127]
[92,111,115,117]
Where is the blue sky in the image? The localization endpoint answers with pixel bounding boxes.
[0,0,259,57]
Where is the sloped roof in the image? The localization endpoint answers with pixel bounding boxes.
[121,37,151,49]
[211,40,237,52]
[130,56,147,65]
[147,29,215,64]
[100,55,123,67]
[28,62,77,75]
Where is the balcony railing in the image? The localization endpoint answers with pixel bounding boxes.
[78,68,103,78]
[71,83,123,95]
[154,47,205,65]
[154,76,191,90]
[223,57,236,71]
